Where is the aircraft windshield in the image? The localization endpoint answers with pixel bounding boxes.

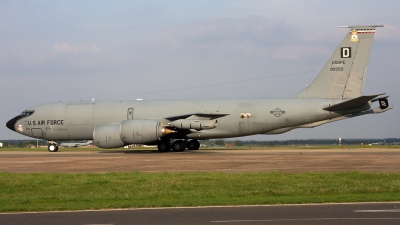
[20,110,35,118]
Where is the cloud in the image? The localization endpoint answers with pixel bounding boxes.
[148,17,330,61]
[376,24,400,41]
[151,18,288,48]
[0,50,52,66]
[268,44,331,60]
[0,42,102,69]
[54,42,100,54]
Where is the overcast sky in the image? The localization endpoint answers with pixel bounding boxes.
[1,0,399,141]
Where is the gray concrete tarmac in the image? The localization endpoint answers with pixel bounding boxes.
[1,202,400,225]
[0,148,399,172]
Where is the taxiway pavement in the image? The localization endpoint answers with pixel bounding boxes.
[1,202,400,225]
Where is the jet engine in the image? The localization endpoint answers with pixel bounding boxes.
[120,120,174,144]
[94,120,175,148]
[93,124,125,148]
[170,119,217,130]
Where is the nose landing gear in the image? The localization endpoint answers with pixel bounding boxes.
[48,142,58,152]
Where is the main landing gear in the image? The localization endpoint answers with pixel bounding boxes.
[157,142,170,152]
[157,139,200,152]
[171,140,186,152]
[48,142,59,152]
[186,140,200,150]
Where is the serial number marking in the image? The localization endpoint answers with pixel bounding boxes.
[330,67,344,71]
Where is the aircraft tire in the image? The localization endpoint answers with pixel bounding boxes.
[172,140,186,152]
[157,142,170,152]
[187,140,200,150]
[48,144,58,152]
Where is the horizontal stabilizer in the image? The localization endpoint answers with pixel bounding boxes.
[323,93,385,111]
[265,104,393,135]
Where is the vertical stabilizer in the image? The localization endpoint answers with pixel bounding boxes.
[295,25,383,99]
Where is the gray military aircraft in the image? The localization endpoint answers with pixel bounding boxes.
[59,140,93,148]
[6,25,393,152]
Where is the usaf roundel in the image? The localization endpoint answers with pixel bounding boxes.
[270,108,285,117]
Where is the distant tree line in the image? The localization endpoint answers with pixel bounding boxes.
[1,138,400,148]
[202,138,400,147]
[0,140,47,148]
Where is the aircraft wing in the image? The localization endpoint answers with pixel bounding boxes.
[162,113,229,130]
[323,93,386,111]
[164,113,229,121]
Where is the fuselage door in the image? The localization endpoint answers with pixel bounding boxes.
[127,108,134,120]
[31,128,44,139]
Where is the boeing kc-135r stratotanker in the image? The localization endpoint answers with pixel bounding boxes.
[6,25,393,152]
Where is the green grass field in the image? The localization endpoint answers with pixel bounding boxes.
[1,171,400,212]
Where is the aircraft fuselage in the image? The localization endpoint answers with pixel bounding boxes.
[9,98,359,141]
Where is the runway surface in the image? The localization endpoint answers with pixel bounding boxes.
[0,148,399,173]
[2,202,400,225]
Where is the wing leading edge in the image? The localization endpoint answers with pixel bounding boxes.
[165,113,229,121]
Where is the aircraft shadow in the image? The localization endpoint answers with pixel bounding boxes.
[99,150,160,154]
[98,150,214,154]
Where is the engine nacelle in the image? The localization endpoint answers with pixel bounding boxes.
[93,125,125,148]
[94,120,176,148]
[170,119,217,130]
[120,120,174,144]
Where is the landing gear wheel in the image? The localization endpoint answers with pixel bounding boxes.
[172,140,186,152]
[48,144,58,152]
[187,140,200,150]
[157,142,170,152]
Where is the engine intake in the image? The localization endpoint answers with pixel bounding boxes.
[93,125,125,148]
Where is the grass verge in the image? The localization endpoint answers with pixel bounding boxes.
[1,171,400,212]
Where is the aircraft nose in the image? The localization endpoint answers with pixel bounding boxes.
[6,115,22,131]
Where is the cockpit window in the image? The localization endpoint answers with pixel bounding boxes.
[20,110,35,118]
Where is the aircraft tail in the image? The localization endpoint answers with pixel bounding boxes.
[295,25,384,99]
